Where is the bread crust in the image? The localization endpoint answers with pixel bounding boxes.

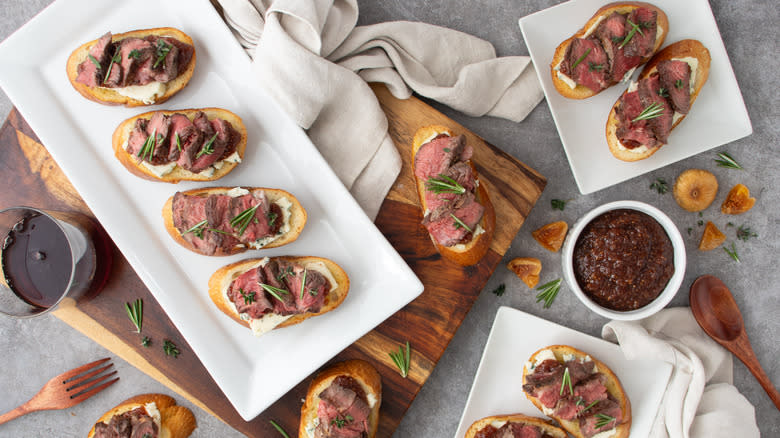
[66,28,196,107]
[162,186,307,256]
[551,2,669,99]
[299,360,381,438]
[86,393,196,438]
[522,345,632,438]
[606,39,711,161]
[208,256,349,331]
[411,125,496,266]
[112,108,247,183]
[465,413,568,438]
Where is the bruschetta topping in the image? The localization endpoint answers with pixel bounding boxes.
[93,404,158,438]
[473,422,558,438]
[314,375,372,437]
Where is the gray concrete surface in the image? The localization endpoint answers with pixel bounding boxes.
[1,0,778,437]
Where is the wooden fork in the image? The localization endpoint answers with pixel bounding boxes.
[0,357,118,424]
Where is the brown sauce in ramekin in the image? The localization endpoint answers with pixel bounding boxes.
[573,209,674,311]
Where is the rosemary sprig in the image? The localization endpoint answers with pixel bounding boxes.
[619,18,644,49]
[389,341,411,378]
[104,46,121,83]
[269,420,290,438]
[163,339,180,358]
[536,279,562,309]
[183,219,208,239]
[491,284,506,297]
[124,299,143,333]
[260,283,289,302]
[230,204,260,236]
[175,133,182,152]
[582,399,600,412]
[560,367,574,396]
[141,336,151,347]
[153,39,171,69]
[633,102,664,122]
[299,269,308,300]
[88,54,101,69]
[714,152,743,170]
[551,199,568,211]
[240,288,256,304]
[723,242,740,262]
[594,413,616,430]
[675,79,684,89]
[195,132,218,159]
[650,177,669,194]
[450,213,473,233]
[736,225,757,241]
[136,129,157,162]
[571,48,591,70]
[426,174,466,194]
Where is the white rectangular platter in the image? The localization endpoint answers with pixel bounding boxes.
[454,307,673,438]
[0,0,423,421]
[519,0,752,194]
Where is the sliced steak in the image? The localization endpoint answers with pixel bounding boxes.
[595,12,641,82]
[126,118,149,157]
[579,398,623,438]
[657,59,691,114]
[508,423,542,438]
[117,37,154,87]
[75,32,113,87]
[211,117,238,158]
[187,112,222,172]
[638,73,673,142]
[560,38,610,92]
[102,46,123,88]
[145,112,172,164]
[129,415,157,438]
[289,266,328,313]
[167,113,196,162]
[316,376,371,438]
[228,193,272,244]
[227,267,273,319]
[423,194,484,247]
[172,192,219,255]
[204,194,240,253]
[616,90,660,149]
[413,134,466,180]
[258,261,296,315]
[623,8,657,59]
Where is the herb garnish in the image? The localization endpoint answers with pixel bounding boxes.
[141,336,151,347]
[560,367,574,396]
[594,413,616,430]
[675,79,684,89]
[163,339,180,358]
[153,39,171,69]
[582,400,600,412]
[389,341,411,378]
[276,266,294,282]
[633,102,664,122]
[129,49,142,60]
[491,284,506,296]
[450,213,473,233]
[687,227,692,235]
[136,129,157,162]
[714,152,743,170]
[551,199,568,211]
[657,87,669,98]
[240,288,256,304]
[571,48,591,70]
[260,283,289,302]
[443,147,451,153]
[331,415,354,428]
[124,299,143,333]
[698,220,704,226]
[650,178,669,194]
[88,54,101,69]
[736,225,757,241]
[426,174,466,194]
[266,211,278,227]
[588,62,604,72]
[195,132,218,159]
[723,242,740,262]
[536,279,562,309]
[183,219,208,239]
[269,420,290,438]
[230,204,260,236]
[619,18,644,49]
[104,46,121,83]
[299,269,308,300]
[175,133,182,152]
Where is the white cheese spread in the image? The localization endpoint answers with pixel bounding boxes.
[366,392,378,409]
[107,82,167,104]
[249,313,293,337]
[226,187,250,197]
[592,427,618,438]
[583,15,606,38]
[490,420,508,429]
[123,140,240,178]
[141,161,177,178]
[421,130,450,145]
[304,418,320,438]
[246,196,292,249]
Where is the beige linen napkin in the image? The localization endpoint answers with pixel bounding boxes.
[603,307,759,438]
[216,0,543,219]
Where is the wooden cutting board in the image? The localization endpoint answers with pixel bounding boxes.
[0,84,545,437]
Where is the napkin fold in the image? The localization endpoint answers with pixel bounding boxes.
[603,307,759,438]
[215,0,543,218]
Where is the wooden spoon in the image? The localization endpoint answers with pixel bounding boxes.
[690,275,780,410]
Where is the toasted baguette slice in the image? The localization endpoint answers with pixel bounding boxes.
[412,125,496,266]
[113,108,247,183]
[606,39,711,161]
[551,2,669,99]
[163,186,306,256]
[465,413,568,438]
[209,256,349,332]
[522,345,632,438]
[299,360,381,438]
[66,28,196,106]
[87,393,196,438]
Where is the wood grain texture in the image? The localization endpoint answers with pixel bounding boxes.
[0,85,544,437]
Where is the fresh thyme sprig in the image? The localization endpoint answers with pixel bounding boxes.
[450,213,473,233]
[153,39,171,69]
[714,152,743,170]
[183,219,208,239]
[389,341,411,378]
[536,279,562,309]
[650,177,669,194]
[491,284,506,297]
[141,336,151,347]
[331,415,354,429]
[163,339,180,358]
[124,299,143,333]
[426,174,466,194]
[240,288,256,304]
[619,18,644,49]
[267,211,278,227]
[736,225,757,241]
[104,47,121,83]
[633,102,664,122]
[269,420,290,438]
[571,48,591,70]
[230,204,260,236]
[276,266,294,282]
[299,269,308,300]
[551,199,569,211]
[195,132,218,159]
[723,242,740,262]
[588,62,604,72]
[560,367,574,396]
[595,413,617,430]
[260,283,289,302]
[128,49,141,60]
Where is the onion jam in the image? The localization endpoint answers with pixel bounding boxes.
[573,209,674,311]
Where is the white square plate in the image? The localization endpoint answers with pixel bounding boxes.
[454,307,672,438]
[0,0,422,420]
[519,0,752,194]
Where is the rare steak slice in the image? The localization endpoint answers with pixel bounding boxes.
[657,59,691,114]
[560,38,610,92]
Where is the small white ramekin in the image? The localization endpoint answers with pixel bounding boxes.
[561,200,686,321]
